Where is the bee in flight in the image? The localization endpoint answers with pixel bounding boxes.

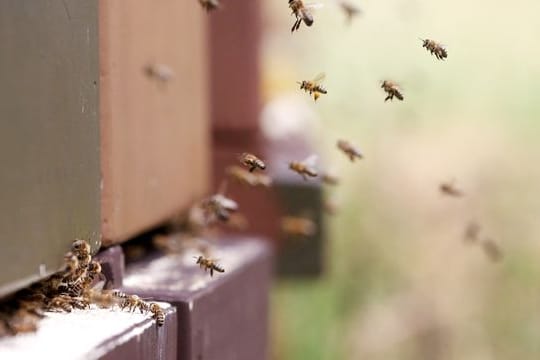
[289,0,322,32]
[439,180,464,197]
[381,80,404,102]
[144,64,174,82]
[482,238,503,262]
[335,0,362,24]
[281,216,317,237]
[337,139,363,161]
[195,255,225,277]
[298,73,327,101]
[321,170,339,186]
[239,152,266,172]
[289,155,318,180]
[420,38,447,60]
[464,220,481,243]
[199,0,220,11]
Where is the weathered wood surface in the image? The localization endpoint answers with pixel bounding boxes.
[123,237,272,360]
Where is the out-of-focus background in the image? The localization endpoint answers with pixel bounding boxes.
[264,0,540,359]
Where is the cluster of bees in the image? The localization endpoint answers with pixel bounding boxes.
[439,180,503,262]
[0,240,164,336]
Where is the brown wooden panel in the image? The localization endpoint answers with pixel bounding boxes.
[100,0,211,245]
[210,0,261,131]
[0,0,100,297]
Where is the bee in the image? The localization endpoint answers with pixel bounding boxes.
[240,152,266,172]
[439,180,464,197]
[201,193,239,223]
[289,155,318,180]
[298,73,327,101]
[464,221,481,243]
[144,64,174,82]
[149,303,165,327]
[482,238,503,262]
[381,80,404,102]
[47,295,73,313]
[420,38,447,60]
[79,261,103,291]
[120,295,145,313]
[335,0,362,24]
[281,216,317,237]
[199,0,220,11]
[195,255,225,277]
[3,310,38,335]
[289,0,321,32]
[321,171,339,186]
[337,139,363,161]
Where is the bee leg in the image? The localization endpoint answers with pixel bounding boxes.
[349,154,355,162]
[210,268,214,277]
[249,166,256,173]
[384,95,392,102]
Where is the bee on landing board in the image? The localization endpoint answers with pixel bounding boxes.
[149,303,165,327]
[199,0,220,11]
[337,139,363,161]
[289,155,318,180]
[439,180,464,197]
[239,152,266,172]
[195,256,225,277]
[281,216,317,237]
[298,73,327,101]
[289,0,322,32]
[420,38,447,60]
[381,80,404,102]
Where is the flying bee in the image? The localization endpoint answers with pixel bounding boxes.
[381,80,404,102]
[298,73,327,101]
[439,180,464,197]
[289,0,322,32]
[149,303,165,327]
[420,38,447,60]
[321,171,339,185]
[199,0,220,11]
[195,255,225,277]
[201,193,239,223]
[335,0,362,24]
[482,238,503,262]
[289,154,318,180]
[240,152,266,172]
[144,63,174,82]
[281,216,317,237]
[337,139,363,161]
[464,220,481,243]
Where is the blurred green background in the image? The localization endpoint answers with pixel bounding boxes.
[262,0,540,359]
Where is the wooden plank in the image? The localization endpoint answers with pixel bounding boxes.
[123,238,272,360]
[0,303,176,360]
[99,0,211,246]
[0,0,100,296]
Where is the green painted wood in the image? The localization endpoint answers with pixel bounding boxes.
[0,0,100,297]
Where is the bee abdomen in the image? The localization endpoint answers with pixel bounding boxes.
[314,86,327,94]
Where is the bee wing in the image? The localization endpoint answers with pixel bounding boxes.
[218,196,239,210]
[301,154,318,167]
[311,72,326,84]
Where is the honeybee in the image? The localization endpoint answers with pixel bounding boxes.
[420,38,447,60]
[144,64,174,82]
[298,73,327,101]
[281,216,317,237]
[482,238,503,262]
[202,193,239,222]
[195,255,225,277]
[240,152,266,172]
[121,295,146,313]
[149,303,165,327]
[321,171,340,185]
[337,139,363,161]
[47,295,73,313]
[289,155,318,180]
[226,166,272,187]
[464,221,481,243]
[439,180,464,197]
[289,0,321,32]
[381,80,404,102]
[199,0,220,11]
[335,0,362,24]
[79,261,103,291]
